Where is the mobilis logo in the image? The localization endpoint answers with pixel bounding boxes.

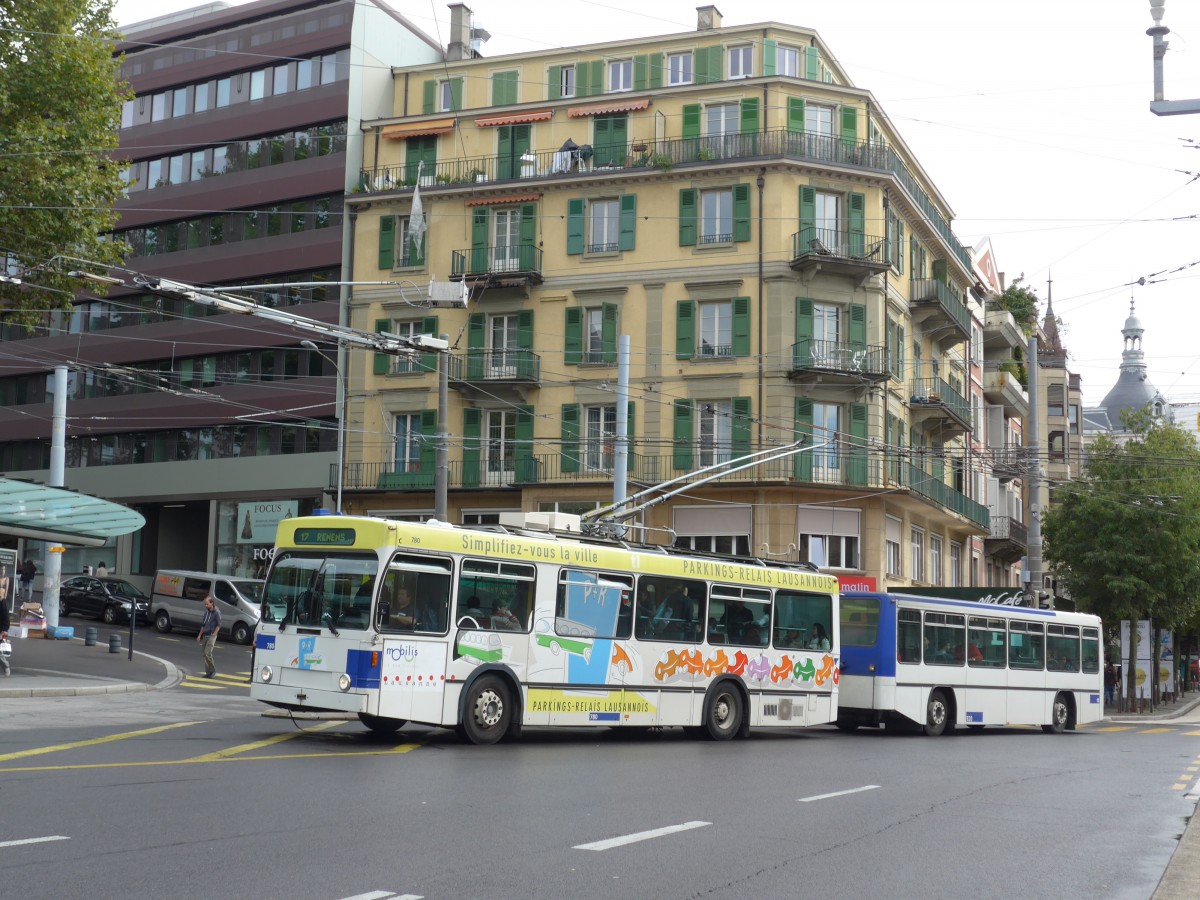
[387,644,419,662]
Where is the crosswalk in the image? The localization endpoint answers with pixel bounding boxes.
[179,671,251,691]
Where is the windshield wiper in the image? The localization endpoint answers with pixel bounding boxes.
[280,559,328,632]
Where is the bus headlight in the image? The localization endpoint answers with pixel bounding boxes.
[338,673,352,692]
[259,665,273,683]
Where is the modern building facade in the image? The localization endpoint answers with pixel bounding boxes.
[0,0,439,585]
[340,6,1000,590]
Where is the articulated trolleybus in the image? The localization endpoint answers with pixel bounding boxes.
[837,592,1103,735]
[250,514,841,744]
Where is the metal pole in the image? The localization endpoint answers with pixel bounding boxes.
[613,336,630,511]
[43,366,68,631]
[435,335,449,521]
[1025,334,1044,607]
[301,341,345,513]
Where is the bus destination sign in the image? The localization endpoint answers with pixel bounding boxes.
[293,527,356,546]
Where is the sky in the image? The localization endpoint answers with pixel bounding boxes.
[111,0,1200,410]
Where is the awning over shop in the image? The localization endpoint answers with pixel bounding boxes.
[474,109,554,127]
[0,478,146,547]
[381,118,456,139]
[567,98,651,118]
[465,193,542,207]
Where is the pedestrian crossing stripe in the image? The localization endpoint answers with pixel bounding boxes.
[180,680,224,690]
[1092,726,1134,732]
[1140,728,1175,734]
[180,672,250,690]
[1185,731,1200,737]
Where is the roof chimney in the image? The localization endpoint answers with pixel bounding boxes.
[447,3,473,61]
[697,5,722,31]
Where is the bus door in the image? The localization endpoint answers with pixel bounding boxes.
[964,616,1008,724]
[376,556,453,724]
[450,559,534,683]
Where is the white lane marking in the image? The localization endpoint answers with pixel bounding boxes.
[574,820,711,851]
[799,784,881,803]
[0,835,71,848]
[337,892,421,900]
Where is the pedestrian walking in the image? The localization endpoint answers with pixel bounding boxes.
[196,594,221,679]
[1104,661,1117,706]
[0,595,11,677]
[19,558,35,602]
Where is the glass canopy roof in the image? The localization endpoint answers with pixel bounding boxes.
[0,478,145,547]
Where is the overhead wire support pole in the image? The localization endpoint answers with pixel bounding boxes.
[1148,1,1200,116]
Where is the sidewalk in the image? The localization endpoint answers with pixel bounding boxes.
[1106,689,1200,723]
[0,631,181,698]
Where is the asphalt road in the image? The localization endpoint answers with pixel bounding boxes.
[1,686,1195,900]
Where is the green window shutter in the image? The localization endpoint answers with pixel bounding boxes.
[588,60,603,96]
[422,79,436,114]
[848,402,868,485]
[373,318,392,375]
[548,65,562,100]
[740,98,759,134]
[517,310,534,377]
[593,115,627,166]
[682,103,701,140]
[449,77,463,111]
[763,39,777,76]
[675,300,695,359]
[732,183,751,242]
[795,296,814,367]
[840,105,858,148]
[897,220,905,274]
[420,315,439,372]
[467,312,486,380]
[799,185,815,246]
[462,408,481,487]
[470,208,488,273]
[731,396,752,458]
[848,191,865,256]
[634,54,648,91]
[378,215,395,269]
[794,398,813,481]
[910,238,917,275]
[492,71,517,106]
[697,45,721,84]
[618,194,636,251]
[566,198,585,255]
[561,404,581,473]
[673,399,693,470]
[574,60,589,97]
[932,258,948,284]
[602,302,618,363]
[897,324,905,377]
[564,307,582,365]
[625,401,636,450]
[787,96,805,133]
[649,53,663,89]
[732,296,751,357]
[418,409,438,479]
[404,135,437,183]
[804,46,819,80]
[497,126,513,179]
[514,405,535,482]
[849,303,867,353]
[679,188,697,246]
[519,203,537,262]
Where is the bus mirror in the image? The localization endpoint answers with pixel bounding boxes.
[376,600,390,627]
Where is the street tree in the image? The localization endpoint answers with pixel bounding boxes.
[0,0,129,322]
[1043,410,1200,706]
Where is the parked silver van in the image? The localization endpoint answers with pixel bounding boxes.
[151,570,264,645]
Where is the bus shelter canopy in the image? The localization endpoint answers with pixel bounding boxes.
[0,478,145,547]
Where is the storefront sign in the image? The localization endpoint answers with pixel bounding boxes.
[236,500,298,545]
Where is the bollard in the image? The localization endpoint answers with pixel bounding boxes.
[84,627,98,647]
[108,633,122,653]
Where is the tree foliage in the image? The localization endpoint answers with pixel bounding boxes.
[0,0,129,320]
[995,276,1040,334]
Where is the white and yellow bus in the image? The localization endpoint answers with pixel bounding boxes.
[250,515,842,744]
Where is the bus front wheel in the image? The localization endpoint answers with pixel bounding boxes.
[358,713,406,736]
[458,676,512,745]
[703,684,742,741]
[924,689,950,737]
[1042,693,1070,734]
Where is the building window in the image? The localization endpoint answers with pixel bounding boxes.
[150,92,167,121]
[559,65,575,98]
[1069,404,1079,434]
[394,413,422,472]
[949,541,962,587]
[608,59,632,92]
[777,45,800,77]
[698,300,731,357]
[250,69,266,101]
[584,307,605,363]
[587,198,619,253]
[584,404,616,471]
[668,52,693,85]
[485,410,518,483]
[910,527,925,582]
[698,400,732,467]
[727,45,752,79]
[930,535,943,586]
[216,77,232,108]
[674,534,751,556]
[389,320,424,374]
[806,104,834,137]
[1049,431,1066,458]
[799,533,859,569]
[812,402,840,472]
[439,79,455,111]
[699,188,733,245]
[705,102,739,137]
[886,516,902,576]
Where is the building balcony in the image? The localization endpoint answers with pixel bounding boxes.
[788,339,890,384]
[448,350,540,386]
[985,515,1028,563]
[909,377,972,436]
[450,244,543,288]
[909,278,971,348]
[983,308,1026,352]
[790,227,891,287]
[983,363,1029,419]
[989,446,1025,483]
[358,126,971,271]
[338,447,989,528]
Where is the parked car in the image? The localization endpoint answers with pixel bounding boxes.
[151,570,264,644]
[59,577,152,625]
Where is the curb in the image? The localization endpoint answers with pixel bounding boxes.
[0,640,183,699]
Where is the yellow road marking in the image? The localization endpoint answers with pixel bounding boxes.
[1185,731,1200,737]
[184,721,338,762]
[179,680,225,690]
[0,721,203,763]
[0,741,423,774]
[1173,783,1189,790]
[1141,728,1175,734]
[1093,726,1134,732]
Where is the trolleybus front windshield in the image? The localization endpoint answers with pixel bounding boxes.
[266,550,378,631]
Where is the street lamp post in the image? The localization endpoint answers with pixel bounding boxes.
[1147,0,1200,115]
[301,340,346,513]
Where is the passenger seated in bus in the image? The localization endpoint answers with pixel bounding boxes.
[721,601,754,641]
[807,622,830,651]
[968,642,984,663]
[493,604,524,630]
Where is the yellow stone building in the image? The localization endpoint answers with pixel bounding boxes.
[341,6,994,590]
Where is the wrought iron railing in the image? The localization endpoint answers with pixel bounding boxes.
[450,244,542,278]
[987,515,1028,546]
[791,339,890,379]
[447,350,540,382]
[909,377,972,430]
[910,278,972,337]
[792,226,888,263]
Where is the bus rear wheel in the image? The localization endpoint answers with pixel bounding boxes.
[458,676,512,745]
[1042,693,1070,734]
[924,689,950,736]
[358,713,406,736]
[703,684,742,741]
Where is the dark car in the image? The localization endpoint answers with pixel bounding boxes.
[59,577,151,625]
